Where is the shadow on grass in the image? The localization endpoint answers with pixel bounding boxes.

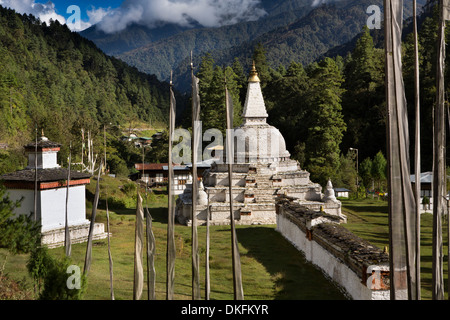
[104,205,170,224]
[236,226,347,300]
[344,205,388,214]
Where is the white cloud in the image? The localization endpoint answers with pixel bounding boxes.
[87,7,111,26]
[0,0,267,33]
[94,0,267,34]
[0,0,66,25]
[311,0,340,7]
[0,0,96,31]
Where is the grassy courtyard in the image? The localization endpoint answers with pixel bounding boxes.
[0,177,448,300]
[0,177,346,300]
[342,197,449,300]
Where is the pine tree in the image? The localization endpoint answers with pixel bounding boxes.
[265,61,310,162]
[224,66,243,127]
[252,43,271,86]
[359,157,374,190]
[371,151,387,190]
[197,55,244,134]
[0,185,41,255]
[305,57,346,186]
[341,26,385,162]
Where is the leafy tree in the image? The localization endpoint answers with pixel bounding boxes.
[0,185,41,255]
[224,66,243,127]
[231,57,247,103]
[371,151,387,190]
[203,66,227,132]
[196,54,243,134]
[332,153,358,193]
[197,53,215,93]
[147,130,170,163]
[359,157,374,190]
[0,183,41,299]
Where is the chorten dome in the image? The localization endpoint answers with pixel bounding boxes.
[233,62,290,164]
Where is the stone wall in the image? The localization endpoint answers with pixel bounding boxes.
[275,197,390,300]
[42,222,108,248]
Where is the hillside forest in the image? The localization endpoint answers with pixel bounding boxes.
[0,4,448,194]
[0,6,181,177]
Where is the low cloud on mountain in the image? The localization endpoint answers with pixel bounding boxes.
[94,0,268,34]
[0,0,267,33]
[312,0,341,7]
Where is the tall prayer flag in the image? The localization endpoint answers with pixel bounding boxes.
[133,191,145,300]
[384,0,417,300]
[166,74,176,300]
[225,83,244,300]
[146,204,156,300]
[413,0,421,300]
[191,59,202,300]
[64,143,72,257]
[34,127,37,222]
[105,192,114,300]
[84,162,103,275]
[432,0,448,300]
[205,200,211,300]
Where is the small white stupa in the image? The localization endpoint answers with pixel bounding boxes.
[0,132,107,247]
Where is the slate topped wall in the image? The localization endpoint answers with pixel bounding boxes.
[276,196,391,299]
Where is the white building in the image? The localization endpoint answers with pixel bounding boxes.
[0,133,107,248]
[410,172,433,212]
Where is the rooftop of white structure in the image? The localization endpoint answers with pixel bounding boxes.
[24,131,62,151]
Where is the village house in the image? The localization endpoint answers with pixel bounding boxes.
[132,162,210,195]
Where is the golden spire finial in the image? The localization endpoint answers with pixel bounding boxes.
[39,129,48,142]
[248,61,260,83]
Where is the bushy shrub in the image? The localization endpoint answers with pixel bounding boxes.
[27,246,87,300]
[107,195,135,210]
[121,182,136,196]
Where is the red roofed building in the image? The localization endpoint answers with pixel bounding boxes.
[133,162,210,195]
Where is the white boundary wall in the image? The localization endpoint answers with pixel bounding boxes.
[276,212,390,300]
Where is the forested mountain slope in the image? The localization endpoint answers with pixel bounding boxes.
[115,7,311,83]
[80,0,314,57]
[0,6,178,173]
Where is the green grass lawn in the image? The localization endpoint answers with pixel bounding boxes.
[0,178,346,300]
[2,179,447,300]
[58,201,345,300]
[341,197,449,300]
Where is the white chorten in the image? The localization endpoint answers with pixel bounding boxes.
[0,133,108,247]
[176,64,345,226]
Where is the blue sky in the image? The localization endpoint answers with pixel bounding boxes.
[52,0,122,21]
[0,0,123,31]
[0,0,268,33]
